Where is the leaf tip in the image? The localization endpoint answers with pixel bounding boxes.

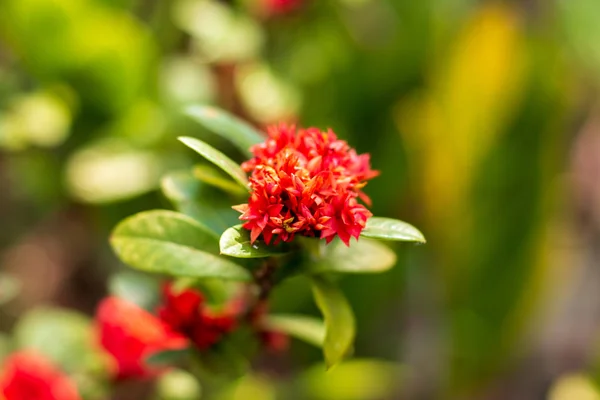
[324,359,339,371]
[415,231,427,244]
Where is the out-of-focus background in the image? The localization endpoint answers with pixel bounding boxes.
[1,0,600,398]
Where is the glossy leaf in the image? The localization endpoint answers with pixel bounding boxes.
[178,136,249,189]
[263,314,325,347]
[193,164,247,196]
[308,238,396,274]
[111,210,251,281]
[113,210,218,251]
[311,277,355,368]
[220,225,290,258]
[361,217,426,243]
[184,104,263,157]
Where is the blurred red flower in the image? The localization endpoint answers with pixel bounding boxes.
[0,351,81,400]
[234,124,378,246]
[96,297,187,381]
[266,0,303,14]
[249,301,289,353]
[157,284,238,350]
[259,330,290,353]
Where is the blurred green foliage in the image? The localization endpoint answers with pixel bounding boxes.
[0,0,597,399]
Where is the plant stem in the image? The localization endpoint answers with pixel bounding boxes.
[243,258,279,326]
[253,258,279,301]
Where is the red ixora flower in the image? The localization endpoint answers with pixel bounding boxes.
[96,297,187,381]
[234,124,378,246]
[0,351,81,400]
[157,284,239,350]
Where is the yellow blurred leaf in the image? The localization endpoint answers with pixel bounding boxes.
[300,359,405,400]
[396,2,528,237]
[220,374,276,400]
[549,374,600,400]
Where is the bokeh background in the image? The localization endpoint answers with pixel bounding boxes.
[1,0,600,399]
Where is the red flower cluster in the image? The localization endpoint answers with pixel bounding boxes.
[157,284,238,350]
[0,351,81,400]
[234,124,378,246]
[96,297,187,380]
[94,286,287,382]
[95,286,240,381]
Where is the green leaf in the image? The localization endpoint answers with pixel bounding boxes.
[300,359,405,400]
[178,136,249,189]
[184,104,263,157]
[193,164,247,196]
[219,225,290,258]
[113,210,219,251]
[307,238,396,274]
[146,348,190,367]
[311,277,355,368]
[111,210,252,281]
[263,314,325,347]
[0,272,21,305]
[161,170,241,234]
[361,217,426,243]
